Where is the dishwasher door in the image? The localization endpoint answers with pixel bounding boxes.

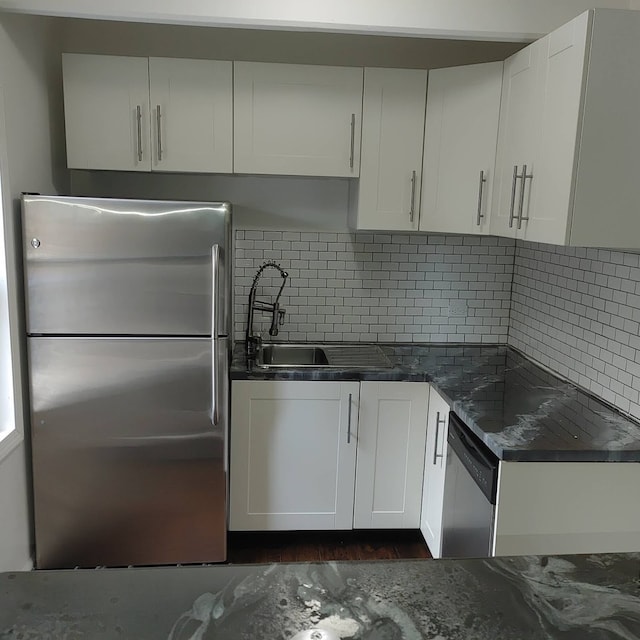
[440,413,499,558]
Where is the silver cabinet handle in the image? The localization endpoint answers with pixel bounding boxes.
[211,244,221,426]
[349,113,356,169]
[409,170,417,223]
[517,164,533,230]
[476,170,487,226]
[136,105,143,162]
[509,164,520,228]
[433,411,447,465]
[347,393,353,444]
[156,104,163,162]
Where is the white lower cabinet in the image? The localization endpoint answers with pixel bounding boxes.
[419,387,450,558]
[230,379,429,531]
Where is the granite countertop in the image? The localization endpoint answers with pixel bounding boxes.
[231,342,640,463]
[3,553,640,639]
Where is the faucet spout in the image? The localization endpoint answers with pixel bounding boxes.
[246,262,289,355]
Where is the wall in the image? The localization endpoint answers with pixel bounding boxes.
[0,0,633,41]
[235,230,514,344]
[0,12,62,571]
[510,241,640,420]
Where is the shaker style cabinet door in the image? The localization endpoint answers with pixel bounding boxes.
[419,62,502,235]
[233,62,363,177]
[350,68,427,231]
[353,382,429,529]
[148,58,233,173]
[63,53,151,171]
[490,41,544,239]
[229,380,360,531]
[420,386,450,559]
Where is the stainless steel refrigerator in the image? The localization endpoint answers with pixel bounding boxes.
[21,195,231,569]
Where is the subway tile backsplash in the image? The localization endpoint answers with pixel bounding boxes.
[510,241,640,418]
[234,230,514,344]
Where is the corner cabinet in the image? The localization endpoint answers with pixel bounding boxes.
[233,62,363,177]
[419,62,502,235]
[349,68,427,231]
[230,379,429,531]
[491,9,640,248]
[419,387,450,558]
[62,54,233,173]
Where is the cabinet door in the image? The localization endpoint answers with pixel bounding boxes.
[230,380,359,531]
[420,387,450,558]
[351,68,427,231]
[522,12,590,245]
[62,53,151,171]
[420,62,502,235]
[148,58,233,174]
[353,382,429,529]
[233,62,363,177]
[490,42,543,238]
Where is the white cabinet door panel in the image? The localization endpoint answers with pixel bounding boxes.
[420,62,502,235]
[148,58,233,173]
[420,387,450,558]
[351,68,427,231]
[234,62,363,177]
[230,380,359,531]
[353,382,429,529]
[63,53,151,171]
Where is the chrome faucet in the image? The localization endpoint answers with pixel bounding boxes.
[246,261,289,356]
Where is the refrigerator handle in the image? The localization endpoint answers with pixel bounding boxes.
[211,244,221,426]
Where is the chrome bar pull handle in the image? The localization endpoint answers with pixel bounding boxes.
[349,113,356,169]
[409,170,417,223]
[136,105,143,162]
[476,169,487,226]
[433,411,446,465]
[156,104,163,162]
[509,164,519,228]
[211,244,221,426]
[517,165,533,230]
[347,393,353,444]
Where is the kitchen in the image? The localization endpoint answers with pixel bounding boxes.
[2,0,640,636]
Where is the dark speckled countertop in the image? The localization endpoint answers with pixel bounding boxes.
[3,553,640,639]
[231,342,640,462]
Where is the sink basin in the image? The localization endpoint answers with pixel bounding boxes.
[258,344,329,367]
[255,343,393,369]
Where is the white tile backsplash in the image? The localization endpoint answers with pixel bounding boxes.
[234,230,514,344]
[509,241,640,419]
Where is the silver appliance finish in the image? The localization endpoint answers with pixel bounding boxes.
[440,413,499,559]
[22,195,231,569]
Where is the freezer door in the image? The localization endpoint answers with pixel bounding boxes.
[28,336,229,569]
[22,196,231,336]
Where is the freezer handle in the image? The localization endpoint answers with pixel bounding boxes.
[211,244,221,426]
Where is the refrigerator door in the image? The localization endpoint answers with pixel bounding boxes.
[28,336,229,569]
[22,196,231,337]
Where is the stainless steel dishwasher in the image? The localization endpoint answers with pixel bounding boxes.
[440,412,499,558]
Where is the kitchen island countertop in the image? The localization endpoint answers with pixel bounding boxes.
[3,552,640,639]
[231,342,640,462]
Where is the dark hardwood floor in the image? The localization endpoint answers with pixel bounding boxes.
[227,530,432,563]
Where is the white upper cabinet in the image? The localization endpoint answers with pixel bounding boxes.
[353,381,429,529]
[492,9,640,248]
[233,62,363,177]
[62,53,233,173]
[420,62,502,235]
[148,58,233,173]
[490,41,544,239]
[349,68,427,231]
[63,54,151,172]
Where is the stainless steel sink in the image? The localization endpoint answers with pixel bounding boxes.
[255,343,393,369]
[259,344,329,367]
